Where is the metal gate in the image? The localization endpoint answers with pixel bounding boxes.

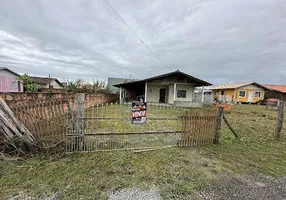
[65,94,217,152]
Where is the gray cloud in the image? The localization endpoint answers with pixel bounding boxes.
[0,0,286,85]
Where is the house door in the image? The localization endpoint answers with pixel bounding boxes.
[159,89,166,103]
[248,91,254,102]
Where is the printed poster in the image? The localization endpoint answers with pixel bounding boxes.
[131,101,147,124]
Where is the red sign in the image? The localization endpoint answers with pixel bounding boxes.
[131,102,147,124]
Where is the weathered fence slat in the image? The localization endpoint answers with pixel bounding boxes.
[275,101,284,138]
[7,99,68,143]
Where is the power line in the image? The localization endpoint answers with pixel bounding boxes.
[104,0,171,70]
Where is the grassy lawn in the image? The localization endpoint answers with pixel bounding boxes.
[1,104,286,199]
[84,103,189,133]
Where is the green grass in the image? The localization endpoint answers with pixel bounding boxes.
[84,104,189,133]
[1,104,286,199]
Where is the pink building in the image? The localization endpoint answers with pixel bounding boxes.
[0,67,23,92]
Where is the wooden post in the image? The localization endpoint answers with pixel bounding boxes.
[275,101,284,138]
[145,82,147,102]
[75,93,85,151]
[214,106,224,144]
[75,93,85,135]
[223,114,238,139]
[173,83,176,103]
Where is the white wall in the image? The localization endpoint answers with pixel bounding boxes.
[146,84,168,103]
[0,69,19,78]
[146,83,195,104]
[175,84,194,102]
[42,80,63,89]
[239,84,262,89]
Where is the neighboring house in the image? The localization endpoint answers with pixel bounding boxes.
[0,67,23,92]
[107,77,138,94]
[194,86,213,95]
[30,76,63,92]
[262,85,286,101]
[213,82,265,103]
[113,70,212,107]
[194,86,214,105]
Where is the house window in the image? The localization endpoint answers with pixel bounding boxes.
[11,81,19,89]
[255,91,261,98]
[177,90,186,98]
[220,91,225,95]
[239,90,246,97]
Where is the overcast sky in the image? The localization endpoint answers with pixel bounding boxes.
[0,0,286,85]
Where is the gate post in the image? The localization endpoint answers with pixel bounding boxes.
[75,93,85,150]
[275,101,284,138]
[214,106,224,144]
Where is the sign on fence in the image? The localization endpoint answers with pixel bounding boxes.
[131,101,147,124]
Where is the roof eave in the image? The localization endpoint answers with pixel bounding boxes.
[113,71,211,88]
[0,67,21,77]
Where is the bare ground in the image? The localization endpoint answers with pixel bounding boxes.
[107,174,286,200]
[198,174,286,200]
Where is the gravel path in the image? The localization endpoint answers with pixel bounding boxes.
[108,175,286,200]
[198,174,286,200]
[108,187,162,200]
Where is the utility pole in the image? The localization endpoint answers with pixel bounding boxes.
[48,74,51,88]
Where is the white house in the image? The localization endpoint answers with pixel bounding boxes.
[113,70,212,107]
[30,76,63,91]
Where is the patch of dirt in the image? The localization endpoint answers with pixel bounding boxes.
[108,187,162,200]
[198,174,286,200]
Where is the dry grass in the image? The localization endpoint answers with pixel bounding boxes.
[1,104,286,199]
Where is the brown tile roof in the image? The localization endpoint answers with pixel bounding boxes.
[262,85,286,93]
[30,76,61,85]
[213,82,255,90]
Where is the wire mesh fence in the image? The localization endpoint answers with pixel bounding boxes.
[66,101,217,152]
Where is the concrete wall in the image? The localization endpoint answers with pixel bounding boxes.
[146,83,194,104]
[193,93,214,105]
[175,84,194,102]
[168,84,174,104]
[146,84,168,103]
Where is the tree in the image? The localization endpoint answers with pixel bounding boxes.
[18,74,41,92]
[64,79,108,93]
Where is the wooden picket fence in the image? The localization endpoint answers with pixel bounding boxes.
[9,99,68,141]
[179,109,217,146]
[6,93,221,152]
